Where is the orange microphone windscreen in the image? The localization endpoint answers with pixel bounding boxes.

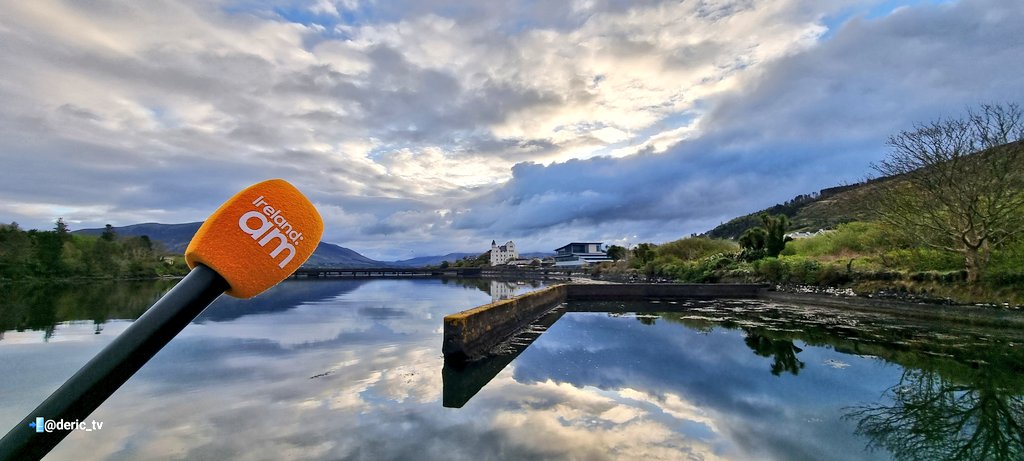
[185,179,323,298]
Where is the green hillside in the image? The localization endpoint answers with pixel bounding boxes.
[705,179,890,239]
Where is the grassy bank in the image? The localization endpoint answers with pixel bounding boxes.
[595,222,1024,307]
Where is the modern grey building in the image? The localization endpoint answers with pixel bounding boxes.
[553,242,612,267]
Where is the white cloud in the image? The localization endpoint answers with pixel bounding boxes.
[1,0,1021,259]
[310,0,340,17]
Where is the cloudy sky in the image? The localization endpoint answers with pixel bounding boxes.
[1,0,1022,260]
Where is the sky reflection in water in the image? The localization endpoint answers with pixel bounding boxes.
[1,279,1021,460]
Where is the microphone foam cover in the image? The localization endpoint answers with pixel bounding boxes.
[185,179,323,298]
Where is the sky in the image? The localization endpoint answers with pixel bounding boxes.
[1,0,1022,261]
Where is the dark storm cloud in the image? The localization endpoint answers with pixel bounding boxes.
[452,154,760,233]
[452,0,1024,238]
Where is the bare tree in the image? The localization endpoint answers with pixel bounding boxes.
[845,368,1024,461]
[872,103,1024,283]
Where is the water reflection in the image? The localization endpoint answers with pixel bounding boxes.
[0,280,175,341]
[0,277,533,341]
[743,330,805,376]
[446,299,1024,460]
[2,279,504,460]
[442,308,564,408]
[2,282,1022,460]
[438,278,545,303]
[845,362,1024,460]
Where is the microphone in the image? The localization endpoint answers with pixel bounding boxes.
[0,179,323,460]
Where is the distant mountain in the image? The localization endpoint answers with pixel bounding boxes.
[390,253,477,267]
[303,242,389,268]
[74,222,201,253]
[390,251,554,267]
[74,222,389,268]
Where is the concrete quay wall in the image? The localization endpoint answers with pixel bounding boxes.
[565,283,765,300]
[442,283,767,360]
[442,285,568,361]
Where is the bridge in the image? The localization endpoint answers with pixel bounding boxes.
[292,267,483,278]
[292,266,587,279]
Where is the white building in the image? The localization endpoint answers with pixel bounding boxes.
[785,229,832,240]
[490,240,518,265]
[490,280,518,302]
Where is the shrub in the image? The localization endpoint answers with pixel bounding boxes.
[654,252,737,283]
[986,238,1024,285]
[738,248,767,262]
[816,265,852,285]
[881,248,962,272]
[787,221,894,257]
[750,257,852,286]
[786,258,822,284]
[985,272,1024,286]
[754,258,786,283]
[856,270,902,282]
[656,237,739,261]
[908,271,967,282]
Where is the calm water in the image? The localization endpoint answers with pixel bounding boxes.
[1,279,1021,460]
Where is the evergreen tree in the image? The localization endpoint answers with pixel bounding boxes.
[54,218,70,238]
[761,213,792,257]
[738,227,767,251]
[101,224,117,241]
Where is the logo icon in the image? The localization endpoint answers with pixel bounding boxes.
[238,195,304,269]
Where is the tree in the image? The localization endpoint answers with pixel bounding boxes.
[871,103,1024,283]
[736,214,790,260]
[0,222,33,277]
[54,218,71,240]
[632,243,656,265]
[761,213,791,258]
[743,330,805,376]
[606,245,626,261]
[739,227,767,251]
[101,224,117,241]
[738,227,768,261]
[845,368,1024,461]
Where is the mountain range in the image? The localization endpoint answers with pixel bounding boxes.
[73,178,866,267]
[73,223,550,268]
[389,253,478,267]
[74,222,389,268]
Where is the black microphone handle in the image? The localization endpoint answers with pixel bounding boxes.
[0,264,229,461]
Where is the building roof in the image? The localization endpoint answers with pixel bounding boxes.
[555,242,605,251]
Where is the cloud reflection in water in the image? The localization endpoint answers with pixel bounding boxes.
[5,280,1019,460]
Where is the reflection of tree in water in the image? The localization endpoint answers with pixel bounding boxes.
[441,277,491,293]
[743,330,805,376]
[0,280,175,338]
[845,367,1024,461]
[636,315,657,326]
